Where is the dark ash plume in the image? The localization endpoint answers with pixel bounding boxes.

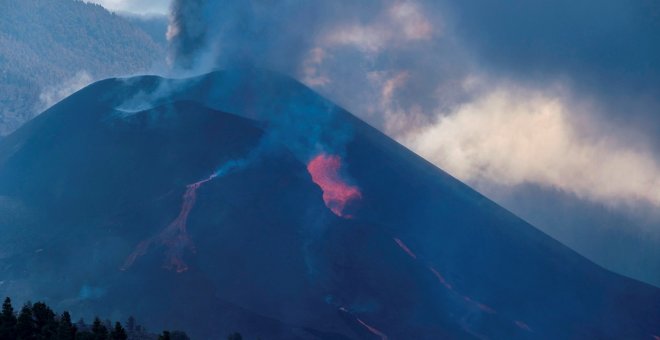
[167,0,209,69]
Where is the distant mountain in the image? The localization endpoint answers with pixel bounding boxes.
[0,0,165,135]
[0,69,658,339]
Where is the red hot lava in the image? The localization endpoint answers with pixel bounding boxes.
[393,236,531,333]
[122,177,213,272]
[307,154,362,218]
[339,307,389,340]
[357,318,389,340]
[394,237,417,259]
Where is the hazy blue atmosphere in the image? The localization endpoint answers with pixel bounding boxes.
[0,1,658,339]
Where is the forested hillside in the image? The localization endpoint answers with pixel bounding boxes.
[0,0,165,135]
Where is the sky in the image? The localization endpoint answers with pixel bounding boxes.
[91,0,660,286]
[86,0,169,15]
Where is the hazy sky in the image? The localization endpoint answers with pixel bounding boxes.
[87,0,169,15]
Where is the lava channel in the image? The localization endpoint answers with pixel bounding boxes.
[357,318,389,340]
[122,177,212,273]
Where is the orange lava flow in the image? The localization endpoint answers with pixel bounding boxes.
[122,177,212,272]
[307,154,362,218]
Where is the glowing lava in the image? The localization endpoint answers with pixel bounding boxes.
[394,237,417,259]
[429,266,453,290]
[121,153,258,273]
[339,307,389,340]
[357,318,389,340]
[122,177,213,272]
[307,154,362,218]
[393,236,531,333]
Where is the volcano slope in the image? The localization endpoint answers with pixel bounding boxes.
[0,69,657,339]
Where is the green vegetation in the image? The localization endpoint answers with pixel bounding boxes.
[0,297,194,340]
[0,0,165,135]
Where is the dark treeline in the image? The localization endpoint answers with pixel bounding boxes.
[0,297,193,340]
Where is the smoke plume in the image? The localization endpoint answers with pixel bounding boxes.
[164,0,660,212]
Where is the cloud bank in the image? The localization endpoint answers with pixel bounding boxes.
[402,82,660,207]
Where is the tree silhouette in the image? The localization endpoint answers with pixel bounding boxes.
[109,322,127,340]
[32,302,57,339]
[170,330,191,340]
[0,297,17,339]
[16,303,36,340]
[0,296,194,340]
[57,311,77,340]
[91,317,108,340]
[125,316,135,334]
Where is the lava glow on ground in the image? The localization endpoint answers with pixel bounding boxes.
[122,177,213,272]
[307,154,362,218]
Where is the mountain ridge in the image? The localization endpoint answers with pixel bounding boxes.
[0,69,657,339]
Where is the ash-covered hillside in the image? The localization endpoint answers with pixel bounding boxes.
[0,68,658,339]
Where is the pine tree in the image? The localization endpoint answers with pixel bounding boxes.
[91,317,108,340]
[32,302,56,339]
[16,303,36,340]
[0,297,17,339]
[76,331,95,340]
[57,311,77,340]
[109,322,127,340]
[158,330,171,340]
[125,316,135,334]
[76,318,88,332]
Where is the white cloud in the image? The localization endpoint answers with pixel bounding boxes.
[400,83,660,206]
[319,1,434,53]
[85,0,169,15]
